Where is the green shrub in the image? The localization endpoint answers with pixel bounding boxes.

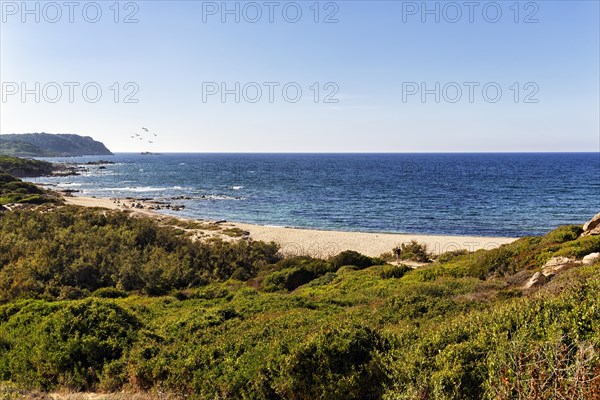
[58,286,88,300]
[379,264,412,279]
[0,172,56,205]
[553,235,600,258]
[541,225,583,244]
[264,267,315,292]
[0,207,280,302]
[264,257,337,291]
[330,250,378,269]
[92,287,129,299]
[0,299,141,391]
[336,265,358,275]
[393,241,431,263]
[437,249,469,264]
[284,324,389,400]
[189,285,231,300]
[305,272,337,287]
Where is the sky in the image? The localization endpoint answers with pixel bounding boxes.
[0,0,599,152]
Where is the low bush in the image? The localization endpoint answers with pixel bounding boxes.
[0,207,280,302]
[379,264,412,279]
[284,323,390,400]
[93,287,129,299]
[0,299,141,391]
[0,172,56,205]
[263,257,337,291]
[263,253,380,292]
[437,249,469,263]
[330,250,379,269]
[393,240,431,263]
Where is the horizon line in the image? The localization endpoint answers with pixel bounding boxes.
[105,151,600,154]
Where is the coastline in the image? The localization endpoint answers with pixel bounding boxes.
[62,195,517,258]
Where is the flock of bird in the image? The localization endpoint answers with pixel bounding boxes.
[130,127,158,143]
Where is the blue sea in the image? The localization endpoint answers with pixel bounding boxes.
[27,153,600,237]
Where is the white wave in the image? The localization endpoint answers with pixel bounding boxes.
[93,186,191,193]
[58,183,82,187]
[95,186,167,192]
[199,194,245,201]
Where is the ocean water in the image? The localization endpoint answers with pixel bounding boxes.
[27,153,600,237]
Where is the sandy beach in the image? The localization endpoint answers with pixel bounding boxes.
[63,195,517,258]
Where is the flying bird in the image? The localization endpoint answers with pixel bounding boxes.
[148,141,153,143]
[142,127,149,131]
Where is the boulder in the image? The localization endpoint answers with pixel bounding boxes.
[582,212,600,236]
[582,252,600,266]
[585,226,600,236]
[542,256,578,276]
[523,256,582,289]
[543,256,575,268]
[524,272,549,289]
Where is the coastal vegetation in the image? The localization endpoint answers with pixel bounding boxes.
[0,171,59,205]
[0,156,55,178]
[0,139,57,157]
[392,240,431,263]
[0,196,599,399]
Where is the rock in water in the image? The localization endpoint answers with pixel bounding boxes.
[582,252,600,266]
[582,212,600,236]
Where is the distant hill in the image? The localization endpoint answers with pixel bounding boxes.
[0,133,112,157]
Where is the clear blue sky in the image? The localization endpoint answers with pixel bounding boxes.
[1,0,598,152]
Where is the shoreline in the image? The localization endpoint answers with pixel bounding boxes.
[62,194,517,258]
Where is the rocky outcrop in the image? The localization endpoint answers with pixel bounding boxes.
[517,215,600,290]
[582,212,600,236]
[523,250,600,289]
[541,256,578,277]
[523,272,549,289]
[0,156,83,178]
[0,156,55,177]
[582,252,600,266]
[524,256,581,289]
